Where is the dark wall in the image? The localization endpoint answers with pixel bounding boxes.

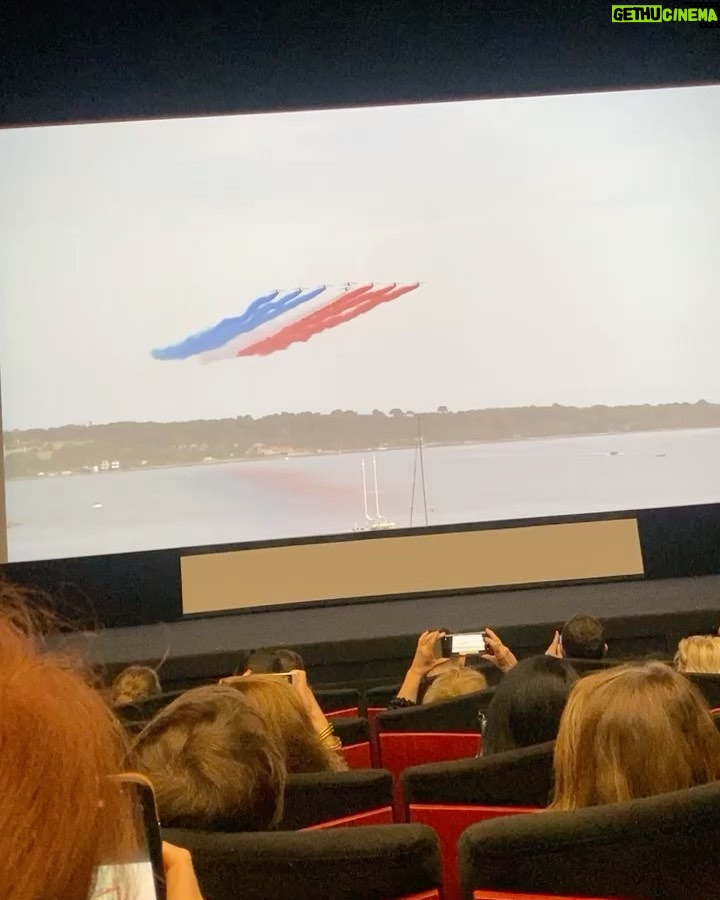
[2,1,720,629]
[3,1,720,126]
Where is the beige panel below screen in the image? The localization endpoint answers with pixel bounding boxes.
[181,518,643,615]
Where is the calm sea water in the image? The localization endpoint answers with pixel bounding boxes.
[6,428,720,562]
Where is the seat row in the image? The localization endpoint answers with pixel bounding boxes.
[166,778,720,900]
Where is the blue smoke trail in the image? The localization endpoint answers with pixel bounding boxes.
[151,286,326,360]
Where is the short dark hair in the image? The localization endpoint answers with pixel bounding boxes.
[483,656,577,756]
[131,685,286,831]
[561,615,606,660]
[246,647,305,674]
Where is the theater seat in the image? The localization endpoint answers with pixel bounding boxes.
[315,687,361,719]
[563,657,618,676]
[403,741,554,807]
[473,893,614,899]
[331,716,375,768]
[459,780,720,900]
[376,688,495,734]
[403,743,554,900]
[278,769,394,830]
[380,732,480,820]
[376,691,491,818]
[343,741,373,769]
[685,671,720,707]
[162,823,443,900]
[365,685,402,711]
[304,806,394,829]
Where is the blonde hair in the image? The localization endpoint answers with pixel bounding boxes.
[423,667,487,704]
[550,662,720,811]
[228,676,345,773]
[675,636,720,674]
[111,665,161,707]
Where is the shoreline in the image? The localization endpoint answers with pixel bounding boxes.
[5,425,719,483]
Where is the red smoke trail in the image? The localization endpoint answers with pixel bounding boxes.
[238,283,419,357]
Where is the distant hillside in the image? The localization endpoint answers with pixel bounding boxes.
[4,401,720,478]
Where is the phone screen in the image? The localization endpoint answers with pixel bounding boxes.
[92,862,158,900]
[450,633,486,654]
[90,775,165,900]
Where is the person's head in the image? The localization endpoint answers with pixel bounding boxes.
[110,664,162,707]
[132,684,286,830]
[674,635,720,674]
[560,614,606,660]
[0,584,137,900]
[422,666,487,704]
[245,647,306,675]
[482,655,577,756]
[551,662,720,811]
[227,675,336,773]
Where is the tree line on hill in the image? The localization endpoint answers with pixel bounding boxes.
[3,401,720,478]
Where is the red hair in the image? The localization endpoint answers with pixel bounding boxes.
[0,581,135,899]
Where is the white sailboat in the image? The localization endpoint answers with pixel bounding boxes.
[353,454,397,532]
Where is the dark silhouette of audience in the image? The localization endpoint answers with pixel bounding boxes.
[482,656,577,756]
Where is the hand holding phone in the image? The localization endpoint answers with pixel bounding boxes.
[440,632,487,657]
[411,630,446,675]
[92,774,165,900]
[162,844,204,900]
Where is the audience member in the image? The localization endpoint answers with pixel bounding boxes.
[423,666,488,704]
[482,615,607,673]
[228,672,347,772]
[392,630,487,707]
[482,656,577,756]
[132,684,286,830]
[555,614,607,660]
[550,662,720,810]
[0,579,203,900]
[674,635,720,674]
[244,647,306,674]
[110,663,162,707]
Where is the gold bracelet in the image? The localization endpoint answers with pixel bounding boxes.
[321,736,342,752]
[316,723,334,742]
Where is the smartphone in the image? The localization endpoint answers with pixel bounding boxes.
[91,774,165,900]
[440,632,487,656]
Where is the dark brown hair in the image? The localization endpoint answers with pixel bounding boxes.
[245,647,306,673]
[132,684,286,830]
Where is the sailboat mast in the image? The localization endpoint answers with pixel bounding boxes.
[361,458,371,521]
[372,453,382,519]
[409,445,418,528]
[417,415,429,526]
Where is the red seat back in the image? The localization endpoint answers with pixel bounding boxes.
[343,741,373,769]
[400,892,442,900]
[303,806,394,830]
[379,732,479,819]
[367,706,386,763]
[326,706,360,720]
[411,804,538,900]
[474,893,615,899]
